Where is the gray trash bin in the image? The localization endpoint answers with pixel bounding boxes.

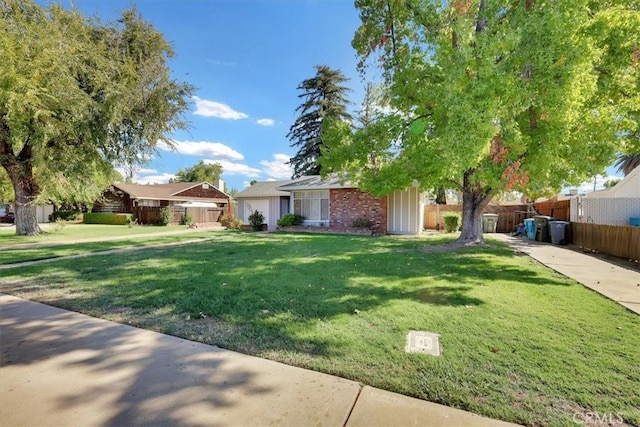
[549,221,569,245]
[534,215,554,242]
[482,213,499,233]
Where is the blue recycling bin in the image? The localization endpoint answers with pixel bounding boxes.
[524,218,535,240]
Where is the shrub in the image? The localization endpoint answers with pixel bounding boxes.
[52,218,66,232]
[83,212,133,225]
[220,215,243,230]
[159,207,172,226]
[352,217,372,228]
[443,214,460,233]
[248,210,265,231]
[277,213,305,227]
[182,212,194,226]
[50,210,81,222]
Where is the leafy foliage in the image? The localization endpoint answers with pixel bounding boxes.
[0,1,195,235]
[248,210,265,231]
[288,65,353,178]
[158,208,172,226]
[219,214,243,230]
[49,210,81,222]
[323,0,640,243]
[443,214,460,233]
[277,213,305,227]
[170,160,223,184]
[83,212,133,225]
[351,216,372,228]
[182,212,194,227]
[615,154,640,176]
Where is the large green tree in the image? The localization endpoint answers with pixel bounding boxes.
[0,1,194,235]
[170,160,223,185]
[288,65,353,178]
[322,0,639,243]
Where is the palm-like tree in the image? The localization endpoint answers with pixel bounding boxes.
[615,154,640,176]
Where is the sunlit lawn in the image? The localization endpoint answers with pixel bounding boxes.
[0,223,198,246]
[2,232,638,426]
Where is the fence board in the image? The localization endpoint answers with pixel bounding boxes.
[423,204,536,233]
[533,200,570,221]
[132,206,223,225]
[570,223,640,261]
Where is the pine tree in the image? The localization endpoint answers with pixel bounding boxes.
[287,65,352,178]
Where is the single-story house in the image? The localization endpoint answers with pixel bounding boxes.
[93,181,232,224]
[235,179,303,230]
[236,175,427,234]
[570,167,640,225]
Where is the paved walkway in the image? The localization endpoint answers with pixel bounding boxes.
[490,234,640,315]
[0,294,517,427]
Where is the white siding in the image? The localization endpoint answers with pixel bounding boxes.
[387,187,424,234]
[575,197,640,225]
[238,197,282,229]
[36,205,54,223]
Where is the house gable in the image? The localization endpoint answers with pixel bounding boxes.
[174,182,230,200]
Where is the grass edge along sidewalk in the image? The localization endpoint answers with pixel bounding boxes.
[1,232,639,426]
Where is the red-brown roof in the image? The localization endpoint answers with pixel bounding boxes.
[112,182,230,202]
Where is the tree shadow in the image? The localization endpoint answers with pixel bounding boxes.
[0,294,357,426]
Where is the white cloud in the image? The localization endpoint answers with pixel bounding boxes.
[242,181,252,188]
[574,174,618,194]
[256,118,275,126]
[193,96,248,120]
[260,153,293,179]
[137,168,158,174]
[204,159,262,178]
[135,173,176,185]
[158,140,244,161]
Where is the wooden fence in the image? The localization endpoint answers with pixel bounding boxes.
[570,223,640,261]
[424,200,570,233]
[533,200,570,221]
[133,206,223,225]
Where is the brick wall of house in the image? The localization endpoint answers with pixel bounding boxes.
[330,188,388,234]
[177,184,228,201]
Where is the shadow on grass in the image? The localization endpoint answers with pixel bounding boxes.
[1,233,569,360]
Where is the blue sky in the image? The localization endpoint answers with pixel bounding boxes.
[48,1,623,194]
[51,0,364,193]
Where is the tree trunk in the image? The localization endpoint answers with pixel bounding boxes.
[435,186,447,205]
[457,169,492,244]
[13,177,41,236]
[1,140,41,235]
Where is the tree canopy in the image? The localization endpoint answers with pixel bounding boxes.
[288,65,352,178]
[0,0,195,235]
[322,0,640,242]
[170,160,223,184]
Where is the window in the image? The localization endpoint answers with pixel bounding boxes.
[293,191,329,221]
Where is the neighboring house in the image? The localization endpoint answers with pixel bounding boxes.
[93,181,232,224]
[237,175,427,234]
[570,167,640,225]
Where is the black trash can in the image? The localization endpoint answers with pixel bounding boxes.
[534,215,554,243]
[549,221,569,245]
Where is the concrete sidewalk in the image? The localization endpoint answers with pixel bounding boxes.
[491,234,640,315]
[0,294,517,427]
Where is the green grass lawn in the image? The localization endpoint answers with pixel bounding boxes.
[0,223,196,246]
[1,232,638,426]
[0,233,224,265]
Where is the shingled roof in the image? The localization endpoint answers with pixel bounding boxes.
[112,182,230,201]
